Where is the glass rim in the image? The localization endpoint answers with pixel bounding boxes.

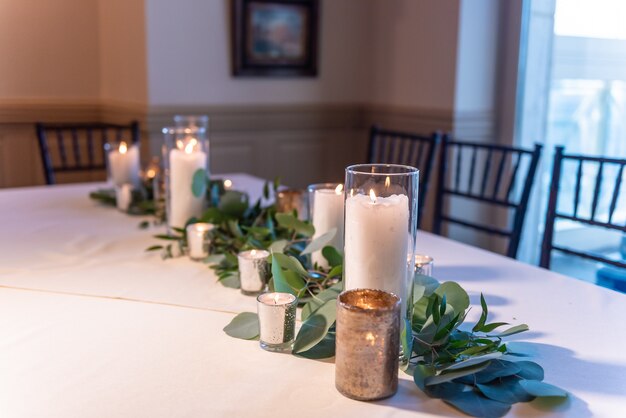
[307,182,343,192]
[345,163,419,176]
[161,126,207,134]
[173,114,209,122]
[257,292,297,305]
[338,289,401,312]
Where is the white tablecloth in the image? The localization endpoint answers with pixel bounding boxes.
[0,173,624,417]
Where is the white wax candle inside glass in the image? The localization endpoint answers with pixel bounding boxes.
[237,249,270,295]
[311,184,345,269]
[109,141,140,187]
[186,223,214,260]
[344,190,410,307]
[168,139,207,228]
[115,184,133,211]
[257,292,297,350]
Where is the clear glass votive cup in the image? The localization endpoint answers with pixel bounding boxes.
[186,223,214,261]
[335,289,401,401]
[237,249,270,295]
[256,292,297,353]
[415,254,434,277]
[344,164,419,323]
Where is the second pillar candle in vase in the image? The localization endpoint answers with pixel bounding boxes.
[307,183,344,269]
[343,164,419,323]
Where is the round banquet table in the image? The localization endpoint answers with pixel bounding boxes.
[0,173,624,417]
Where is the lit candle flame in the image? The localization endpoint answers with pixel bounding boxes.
[384,176,390,188]
[119,141,128,154]
[335,184,343,194]
[369,189,377,203]
[273,293,280,305]
[176,140,184,150]
[251,249,257,256]
[146,168,156,179]
[184,139,197,154]
[224,179,233,189]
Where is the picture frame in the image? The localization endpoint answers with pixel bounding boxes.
[231,0,319,77]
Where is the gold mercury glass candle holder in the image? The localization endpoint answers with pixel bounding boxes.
[276,189,308,220]
[186,223,214,261]
[237,249,270,295]
[335,288,401,401]
[256,292,297,352]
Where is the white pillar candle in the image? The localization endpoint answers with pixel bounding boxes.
[109,142,140,187]
[115,184,133,212]
[238,249,270,295]
[311,184,345,269]
[186,223,214,260]
[344,191,410,306]
[168,143,207,229]
[256,292,297,352]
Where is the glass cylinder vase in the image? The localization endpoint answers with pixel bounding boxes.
[162,126,210,230]
[343,164,419,323]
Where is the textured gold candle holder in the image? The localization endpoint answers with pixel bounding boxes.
[335,288,401,401]
[276,189,307,219]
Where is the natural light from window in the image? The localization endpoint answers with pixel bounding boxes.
[554,0,626,40]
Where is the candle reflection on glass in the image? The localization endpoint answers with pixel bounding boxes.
[237,249,270,295]
[186,223,214,261]
[335,288,400,401]
[256,292,297,352]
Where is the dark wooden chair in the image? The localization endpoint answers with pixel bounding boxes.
[433,134,542,258]
[540,146,626,269]
[368,125,440,226]
[36,121,140,185]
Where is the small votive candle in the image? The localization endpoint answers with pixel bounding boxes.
[276,189,307,220]
[256,292,297,352]
[115,184,133,212]
[415,254,434,277]
[335,289,401,401]
[237,249,270,295]
[186,223,214,261]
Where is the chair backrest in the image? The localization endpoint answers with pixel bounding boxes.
[433,134,542,258]
[540,146,626,269]
[368,125,440,226]
[36,121,140,185]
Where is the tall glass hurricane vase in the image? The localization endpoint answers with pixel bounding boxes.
[343,164,419,322]
[162,126,210,231]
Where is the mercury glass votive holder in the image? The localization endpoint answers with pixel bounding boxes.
[237,249,270,295]
[256,292,297,352]
[186,223,214,261]
[335,289,401,401]
[276,189,308,220]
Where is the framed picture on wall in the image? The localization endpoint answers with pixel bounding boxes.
[231,0,319,77]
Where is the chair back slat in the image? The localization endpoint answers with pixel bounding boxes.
[480,148,493,198]
[35,121,140,185]
[434,135,542,258]
[573,160,583,218]
[608,164,624,223]
[367,125,440,227]
[590,161,604,220]
[492,150,507,199]
[540,146,626,269]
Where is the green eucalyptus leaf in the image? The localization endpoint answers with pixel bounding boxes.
[301,281,343,321]
[472,293,489,332]
[301,228,337,255]
[444,352,503,371]
[479,322,510,333]
[145,245,164,252]
[294,332,335,359]
[424,382,466,399]
[519,380,567,398]
[275,213,314,237]
[474,360,522,383]
[321,246,343,267]
[477,377,534,404]
[272,253,308,277]
[293,299,336,353]
[271,254,306,296]
[327,264,343,278]
[413,364,436,391]
[191,169,208,198]
[435,281,470,313]
[268,239,288,253]
[219,191,249,218]
[425,362,491,386]
[488,324,529,338]
[401,318,413,367]
[516,361,544,380]
[219,272,241,288]
[443,391,511,418]
[154,234,181,241]
[414,274,440,301]
[223,312,259,340]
